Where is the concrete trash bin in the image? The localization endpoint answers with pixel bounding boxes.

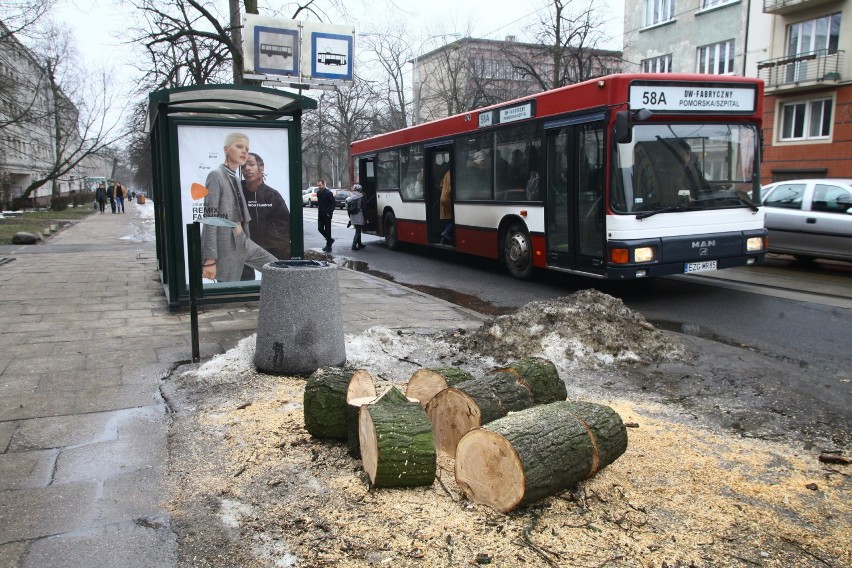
[254,260,346,375]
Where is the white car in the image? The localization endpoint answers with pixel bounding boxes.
[760,178,852,262]
[302,187,318,208]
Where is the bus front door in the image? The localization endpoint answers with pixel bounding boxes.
[358,157,378,233]
[425,145,453,246]
[544,118,605,274]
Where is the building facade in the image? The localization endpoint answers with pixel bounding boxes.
[414,37,622,124]
[0,22,90,209]
[757,0,851,182]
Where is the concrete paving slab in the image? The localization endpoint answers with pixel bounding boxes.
[0,448,57,490]
[21,520,177,568]
[0,481,100,543]
[0,420,15,452]
[0,542,27,567]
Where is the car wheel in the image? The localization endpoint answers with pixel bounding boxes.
[384,212,400,251]
[503,223,534,280]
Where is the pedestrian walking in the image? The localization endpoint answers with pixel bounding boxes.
[107,183,116,213]
[316,179,336,252]
[346,183,366,251]
[115,183,126,213]
[95,183,106,214]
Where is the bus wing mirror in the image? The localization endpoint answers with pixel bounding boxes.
[615,111,631,144]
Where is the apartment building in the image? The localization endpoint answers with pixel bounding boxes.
[757,0,850,181]
[0,22,90,208]
[414,37,622,124]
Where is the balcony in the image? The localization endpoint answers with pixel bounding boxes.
[763,0,836,15]
[757,49,844,90]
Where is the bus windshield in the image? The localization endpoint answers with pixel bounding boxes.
[612,123,759,215]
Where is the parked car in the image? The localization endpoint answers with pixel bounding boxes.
[333,190,351,209]
[302,187,317,208]
[760,178,852,262]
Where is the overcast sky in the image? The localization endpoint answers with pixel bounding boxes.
[54,0,625,128]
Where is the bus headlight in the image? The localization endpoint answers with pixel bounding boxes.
[634,247,655,263]
[746,237,765,252]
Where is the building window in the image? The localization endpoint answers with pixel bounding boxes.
[644,0,675,27]
[642,54,672,73]
[787,13,841,57]
[701,0,735,9]
[779,98,832,141]
[697,40,735,74]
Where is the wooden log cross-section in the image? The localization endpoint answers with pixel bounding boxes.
[426,357,567,457]
[359,387,437,488]
[455,401,628,513]
[303,367,376,440]
[405,367,474,407]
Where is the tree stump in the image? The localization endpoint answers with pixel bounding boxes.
[426,372,534,457]
[454,400,628,513]
[359,387,436,488]
[303,367,376,440]
[405,367,474,407]
[488,357,566,404]
[346,396,377,458]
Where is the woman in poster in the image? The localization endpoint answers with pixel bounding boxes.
[201,132,277,282]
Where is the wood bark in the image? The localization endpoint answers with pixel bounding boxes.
[303,367,376,440]
[426,372,534,457]
[454,401,628,513]
[359,387,436,488]
[405,367,474,407]
[488,357,566,404]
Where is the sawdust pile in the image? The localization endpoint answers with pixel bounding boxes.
[452,290,687,368]
[167,309,850,568]
[168,357,850,568]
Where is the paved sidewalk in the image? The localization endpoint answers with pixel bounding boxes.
[0,202,485,567]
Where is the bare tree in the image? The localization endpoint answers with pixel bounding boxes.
[0,0,56,39]
[504,0,618,91]
[8,25,125,206]
[359,25,416,131]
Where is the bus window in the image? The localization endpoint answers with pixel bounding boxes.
[455,133,494,200]
[495,123,540,201]
[400,145,425,200]
[377,150,399,190]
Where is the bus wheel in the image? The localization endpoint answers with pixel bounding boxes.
[503,223,533,279]
[384,212,400,250]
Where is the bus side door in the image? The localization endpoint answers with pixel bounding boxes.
[357,156,378,232]
[544,114,606,274]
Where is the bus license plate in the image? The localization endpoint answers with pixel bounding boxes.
[684,260,717,273]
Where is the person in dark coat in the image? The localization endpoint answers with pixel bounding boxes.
[316,179,336,252]
[95,183,106,214]
[240,153,291,280]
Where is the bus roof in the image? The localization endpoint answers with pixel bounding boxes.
[351,73,764,154]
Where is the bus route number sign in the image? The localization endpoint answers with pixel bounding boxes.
[629,84,756,113]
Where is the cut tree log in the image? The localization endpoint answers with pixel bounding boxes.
[454,400,628,513]
[426,372,534,457]
[303,367,376,440]
[487,357,567,404]
[359,387,436,488]
[346,396,377,458]
[405,367,474,407]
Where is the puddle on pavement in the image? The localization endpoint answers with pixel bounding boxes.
[337,259,513,316]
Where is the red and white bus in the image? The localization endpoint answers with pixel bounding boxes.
[350,73,767,279]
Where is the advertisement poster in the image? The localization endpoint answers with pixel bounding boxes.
[177,124,291,285]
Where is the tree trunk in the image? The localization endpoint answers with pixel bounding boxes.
[346,396,377,458]
[303,367,376,440]
[359,387,436,488]
[405,367,474,407]
[486,357,566,404]
[426,372,534,457]
[454,401,628,513]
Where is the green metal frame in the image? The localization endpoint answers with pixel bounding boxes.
[148,85,317,310]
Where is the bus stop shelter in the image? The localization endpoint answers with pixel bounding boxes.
[148,85,317,309]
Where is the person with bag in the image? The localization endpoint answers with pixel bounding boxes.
[346,183,366,251]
